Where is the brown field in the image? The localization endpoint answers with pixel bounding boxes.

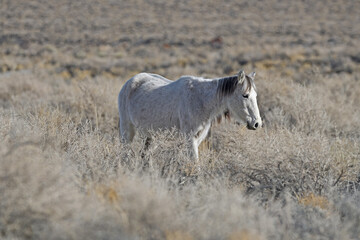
[1,0,360,239]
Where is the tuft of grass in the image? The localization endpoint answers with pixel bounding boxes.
[298,193,329,210]
[165,230,194,240]
[228,230,262,240]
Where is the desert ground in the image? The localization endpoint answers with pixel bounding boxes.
[1,0,360,239]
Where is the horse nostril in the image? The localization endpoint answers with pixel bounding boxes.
[254,122,259,128]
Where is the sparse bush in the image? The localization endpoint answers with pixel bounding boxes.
[1,69,360,239]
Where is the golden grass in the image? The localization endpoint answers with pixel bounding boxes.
[298,193,330,210]
[228,230,262,240]
[165,230,194,240]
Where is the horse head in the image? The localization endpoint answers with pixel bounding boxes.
[224,70,262,130]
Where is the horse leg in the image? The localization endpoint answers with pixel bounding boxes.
[195,122,212,152]
[119,118,135,143]
[140,136,152,170]
[179,120,201,170]
[186,137,202,173]
[141,136,151,157]
[191,138,199,160]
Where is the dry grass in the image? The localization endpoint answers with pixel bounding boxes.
[1,69,359,240]
[1,0,360,239]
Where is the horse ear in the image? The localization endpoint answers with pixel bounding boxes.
[238,70,246,84]
[248,72,256,79]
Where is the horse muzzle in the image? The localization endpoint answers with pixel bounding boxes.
[247,121,260,130]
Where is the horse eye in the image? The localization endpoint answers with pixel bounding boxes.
[243,94,249,99]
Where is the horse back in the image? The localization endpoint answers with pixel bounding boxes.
[126,73,172,96]
[120,73,185,130]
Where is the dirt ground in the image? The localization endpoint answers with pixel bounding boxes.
[1,0,359,79]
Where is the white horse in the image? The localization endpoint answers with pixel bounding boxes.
[118,70,262,159]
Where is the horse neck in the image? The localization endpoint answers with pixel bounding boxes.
[198,79,229,119]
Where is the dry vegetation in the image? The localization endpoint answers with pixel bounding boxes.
[1,0,360,239]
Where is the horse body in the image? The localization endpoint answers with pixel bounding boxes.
[118,71,261,159]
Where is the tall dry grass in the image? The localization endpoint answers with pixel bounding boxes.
[1,68,359,239]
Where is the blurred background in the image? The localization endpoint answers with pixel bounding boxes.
[1,0,359,79]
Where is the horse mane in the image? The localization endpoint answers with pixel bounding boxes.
[243,75,256,93]
[216,75,239,98]
[216,109,231,124]
[216,74,255,98]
